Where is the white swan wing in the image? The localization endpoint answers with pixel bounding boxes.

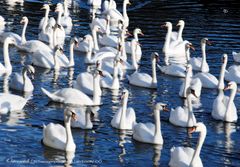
[189,57,202,71]
[193,72,218,89]
[133,122,155,143]
[74,72,93,95]
[128,71,153,88]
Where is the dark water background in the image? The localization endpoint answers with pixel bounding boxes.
[0,0,240,166]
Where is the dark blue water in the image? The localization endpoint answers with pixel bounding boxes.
[0,0,240,166]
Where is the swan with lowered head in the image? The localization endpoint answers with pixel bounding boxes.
[127,52,158,89]
[0,37,16,75]
[9,65,35,92]
[179,64,202,99]
[169,122,206,167]
[43,107,77,152]
[133,103,168,144]
[41,70,102,106]
[189,38,211,72]
[111,89,136,130]
[212,81,238,122]
[170,87,197,127]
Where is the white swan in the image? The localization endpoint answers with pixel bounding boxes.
[170,87,197,127]
[169,20,184,47]
[41,71,102,106]
[17,16,52,53]
[0,37,16,75]
[179,64,202,99]
[43,107,76,152]
[212,80,238,122]
[71,107,93,129]
[232,51,240,63]
[59,1,73,28]
[0,15,6,32]
[39,4,50,30]
[9,65,35,92]
[169,122,206,167]
[127,52,158,89]
[54,3,66,46]
[225,65,240,84]
[111,89,136,130]
[73,69,102,96]
[189,38,211,72]
[133,103,168,145]
[0,93,27,114]
[88,0,102,9]
[158,42,193,78]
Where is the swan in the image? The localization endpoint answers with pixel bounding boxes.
[189,38,211,72]
[179,64,202,99]
[41,71,102,106]
[0,93,28,114]
[0,15,6,32]
[31,37,78,68]
[102,0,117,12]
[111,89,136,130]
[162,22,189,65]
[125,28,143,59]
[232,51,240,63]
[71,107,94,129]
[17,16,52,53]
[212,81,238,122]
[59,1,73,28]
[158,42,193,78]
[0,37,16,75]
[38,4,50,30]
[54,3,66,46]
[9,65,35,92]
[127,52,158,89]
[133,103,168,145]
[170,87,197,127]
[169,122,206,167]
[225,65,240,84]
[169,20,185,47]
[88,0,102,9]
[43,107,76,152]
[73,69,102,96]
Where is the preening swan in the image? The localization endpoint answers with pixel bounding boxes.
[43,107,77,152]
[179,64,202,99]
[212,81,238,122]
[71,107,94,129]
[127,52,158,89]
[189,38,211,72]
[133,103,168,144]
[170,87,197,127]
[9,65,35,92]
[111,89,136,130]
[0,37,16,75]
[232,51,240,63]
[41,70,102,106]
[169,122,206,167]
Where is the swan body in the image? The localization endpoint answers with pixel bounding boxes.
[71,107,93,129]
[193,72,218,89]
[9,65,35,92]
[111,89,136,130]
[88,0,102,8]
[158,64,186,78]
[43,107,76,152]
[169,122,206,167]
[0,93,27,113]
[225,65,240,84]
[133,103,168,145]
[189,38,211,72]
[232,51,240,63]
[127,52,158,88]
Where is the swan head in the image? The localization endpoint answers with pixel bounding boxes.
[224,81,237,91]
[155,103,169,112]
[152,52,159,62]
[161,22,172,29]
[71,37,79,47]
[201,38,211,45]
[93,25,102,33]
[188,122,206,134]
[64,107,77,122]
[83,34,93,43]
[222,53,228,63]
[55,3,64,13]
[134,28,144,36]
[185,42,195,51]
[95,69,104,78]
[5,37,17,46]
[54,45,64,55]
[20,16,28,24]
[121,89,129,100]
[186,87,197,98]
[41,4,50,10]
[124,0,131,5]
[176,20,185,27]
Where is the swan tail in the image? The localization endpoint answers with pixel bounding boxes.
[41,87,64,102]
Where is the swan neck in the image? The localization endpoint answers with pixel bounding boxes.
[57,11,62,25]
[93,74,101,105]
[106,19,110,35]
[183,71,191,97]
[164,25,172,65]
[131,43,138,69]
[85,111,91,127]
[54,52,60,70]
[68,43,75,67]
[177,24,184,41]
[218,59,227,89]
[134,32,139,41]
[3,41,12,73]
[22,68,28,91]
[112,62,119,89]
[21,20,28,44]
[225,87,237,121]
[123,1,128,19]
[154,109,161,137]
[152,58,157,84]
[92,29,99,50]
[120,94,128,129]
[65,116,74,150]
[53,27,57,48]
[121,37,127,61]
[200,43,207,72]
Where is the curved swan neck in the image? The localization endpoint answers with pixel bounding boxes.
[21,20,28,44]
[68,42,75,67]
[123,0,128,22]
[42,8,49,33]
[190,124,206,166]
[218,56,227,90]
[120,93,128,129]
[22,68,28,91]
[200,42,207,72]
[164,24,172,65]
[177,24,184,41]
[152,57,157,84]
[134,31,139,41]
[92,29,99,50]
[57,10,62,25]
[3,40,12,73]
[225,87,237,121]
[64,115,74,151]
[154,108,161,136]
